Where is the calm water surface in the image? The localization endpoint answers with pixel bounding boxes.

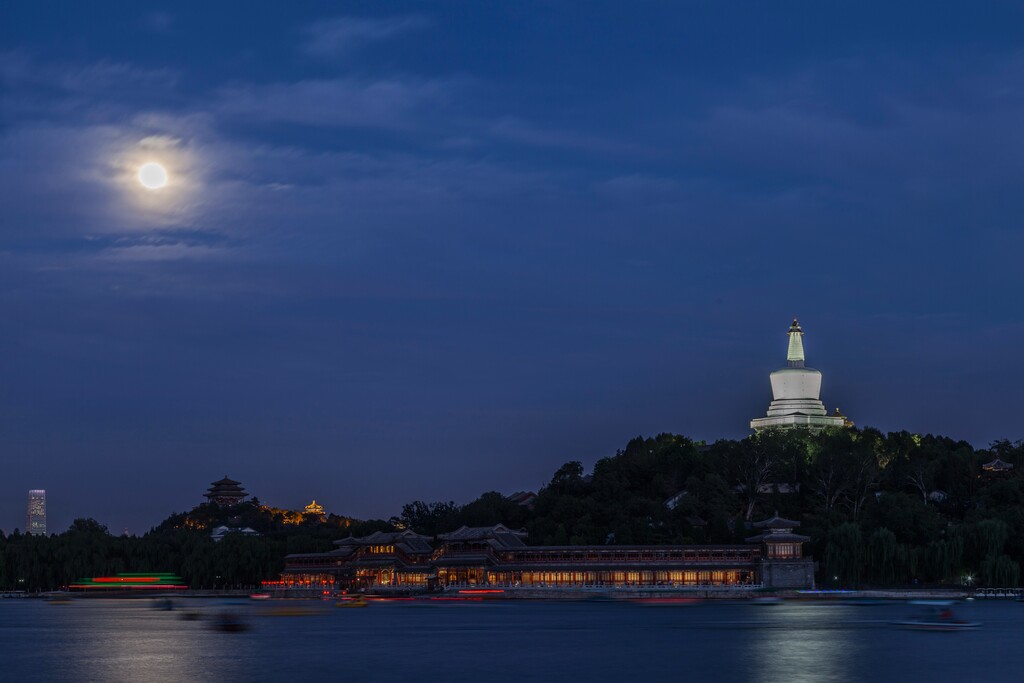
[0,598,1017,682]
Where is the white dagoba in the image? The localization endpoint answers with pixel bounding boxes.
[750,319,849,431]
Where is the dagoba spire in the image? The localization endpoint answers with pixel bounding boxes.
[750,318,849,432]
[787,318,805,367]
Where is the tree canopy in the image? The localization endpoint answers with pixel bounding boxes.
[3,428,1023,590]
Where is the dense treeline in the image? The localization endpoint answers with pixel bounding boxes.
[398,429,1024,589]
[0,503,391,591]
[3,428,1023,590]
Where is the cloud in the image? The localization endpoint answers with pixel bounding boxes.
[216,77,455,130]
[0,52,178,93]
[97,240,230,263]
[0,115,220,246]
[488,117,653,158]
[302,16,429,57]
[140,11,175,33]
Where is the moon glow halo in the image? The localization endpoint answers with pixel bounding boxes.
[138,162,168,189]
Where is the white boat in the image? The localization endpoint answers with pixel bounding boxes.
[894,604,981,631]
[750,596,782,605]
[893,618,981,631]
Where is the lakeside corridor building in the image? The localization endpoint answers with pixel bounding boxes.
[273,515,815,593]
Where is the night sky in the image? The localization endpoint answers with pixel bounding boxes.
[2,2,1023,534]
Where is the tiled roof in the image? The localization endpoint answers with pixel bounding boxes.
[333,529,432,551]
[982,458,1014,471]
[745,532,810,543]
[752,514,801,529]
[438,525,528,544]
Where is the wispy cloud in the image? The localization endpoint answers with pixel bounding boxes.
[302,16,429,57]
[98,241,229,263]
[217,77,455,130]
[0,52,178,93]
[488,117,653,158]
[140,11,175,34]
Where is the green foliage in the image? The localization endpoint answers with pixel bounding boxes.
[824,523,863,587]
[5,430,1023,590]
[397,501,460,535]
[981,554,1020,587]
[866,527,899,585]
[508,430,1024,588]
[0,504,385,591]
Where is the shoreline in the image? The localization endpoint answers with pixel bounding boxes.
[267,586,995,601]
[9,586,1018,602]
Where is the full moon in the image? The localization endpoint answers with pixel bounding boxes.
[138,162,168,189]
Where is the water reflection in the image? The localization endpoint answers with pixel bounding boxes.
[67,600,250,683]
[3,598,1021,682]
[748,603,856,683]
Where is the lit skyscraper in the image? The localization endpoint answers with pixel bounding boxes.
[26,490,46,536]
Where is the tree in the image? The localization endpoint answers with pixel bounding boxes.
[66,518,110,536]
[398,501,459,535]
[808,448,853,513]
[548,461,586,495]
[824,523,863,587]
[866,527,899,585]
[981,554,1020,587]
[905,450,937,504]
[727,436,778,520]
[843,437,881,520]
[459,492,529,529]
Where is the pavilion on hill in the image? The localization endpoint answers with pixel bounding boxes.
[204,476,248,506]
[982,458,1014,475]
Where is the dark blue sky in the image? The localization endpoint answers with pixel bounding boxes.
[2,2,1023,534]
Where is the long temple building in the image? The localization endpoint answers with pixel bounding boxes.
[273,516,815,594]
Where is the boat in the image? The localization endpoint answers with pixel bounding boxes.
[152,598,175,611]
[841,598,892,606]
[894,618,981,631]
[750,596,782,605]
[336,597,369,608]
[266,605,321,616]
[632,597,702,606]
[210,612,250,632]
[893,604,981,631]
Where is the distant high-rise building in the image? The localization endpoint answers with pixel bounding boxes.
[26,490,46,536]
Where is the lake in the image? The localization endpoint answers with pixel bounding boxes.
[0,598,1017,682]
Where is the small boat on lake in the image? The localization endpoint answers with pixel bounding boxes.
[750,596,782,605]
[267,604,321,616]
[632,597,702,606]
[210,612,250,632]
[893,603,981,631]
[336,596,369,608]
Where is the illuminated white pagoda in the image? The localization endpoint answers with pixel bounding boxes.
[750,319,848,431]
